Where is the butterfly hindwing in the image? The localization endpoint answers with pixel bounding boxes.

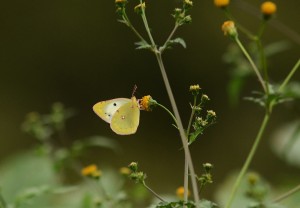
[110,97,140,135]
[93,98,131,123]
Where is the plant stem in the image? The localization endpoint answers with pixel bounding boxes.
[256,21,269,97]
[156,103,178,128]
[225,113,270,208]
[123,12,148,44]
[143,181,167,202]
[155,52,200,207]
[140,0,156,47]
[223,8,256,40]
[160,23,180,53]
[235,37,267,93]
[184,96,198,202]
[272,184,300,203]
[278,58,300,93]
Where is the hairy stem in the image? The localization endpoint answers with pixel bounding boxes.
[225,113,270,208]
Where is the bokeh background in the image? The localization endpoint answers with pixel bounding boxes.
[1,0,300,201]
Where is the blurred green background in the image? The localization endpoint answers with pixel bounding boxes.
[1,0,300,200]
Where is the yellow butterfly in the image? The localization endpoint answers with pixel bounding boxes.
[93,96,140,135]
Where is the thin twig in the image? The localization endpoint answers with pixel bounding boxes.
[272,184,300,203]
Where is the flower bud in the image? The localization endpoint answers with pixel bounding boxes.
[222,21,238,39]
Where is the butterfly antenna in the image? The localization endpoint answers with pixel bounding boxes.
[131,85,138,97]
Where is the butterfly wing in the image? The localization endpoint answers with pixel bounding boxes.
[110,97,140,135]
[93,98,131,123]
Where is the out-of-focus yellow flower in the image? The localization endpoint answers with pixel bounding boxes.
[214,0,230,8]
[261,1,277,16]
[81,164,101,179]
[176,186,190,199]
[120,167,131,176]
[222,21,237,38]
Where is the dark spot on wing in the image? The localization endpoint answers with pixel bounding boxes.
[113,103,117,106]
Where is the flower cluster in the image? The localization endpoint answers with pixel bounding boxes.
[188,85,216,144]
[128,162,146,184]
[115,0,127,16]
[173,0,193,26]
[197,163,214,188]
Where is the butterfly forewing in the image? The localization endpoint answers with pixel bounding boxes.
[93,98,131,123]
[110,97,140,135]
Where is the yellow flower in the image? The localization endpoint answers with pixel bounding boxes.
[189,84,201,91]
[214,0,230,8]
[261,1,277,16]
[222,21,237,38]
[120,167,131,175]
[81,164,101,178]
[139,95,155,111]
[176,186,190,199]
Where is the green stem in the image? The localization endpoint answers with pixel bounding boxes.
[139,0,156,47]
[225,113,270,208]
[160,23,180,53]
[143,181,167,202]
[278,58,300,92]
[123,12,148,44]
[272,184,300,203]
[223,8,256,40]
[184,96,198,202]
[155,52,200,207]
[235,37,267,93]
[156,103,178,128]
[256,21,269,97]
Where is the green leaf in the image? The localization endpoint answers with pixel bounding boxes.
[135,41,152,50]
[197,199,219,208]
[166,38,186,49]
[189,128,203,145]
